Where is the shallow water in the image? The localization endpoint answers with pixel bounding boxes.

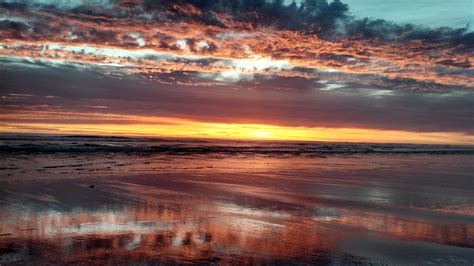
[1,136,473,264]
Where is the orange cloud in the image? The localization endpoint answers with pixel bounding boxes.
[0,6,472,90]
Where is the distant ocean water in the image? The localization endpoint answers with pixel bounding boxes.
[1,134,473,155]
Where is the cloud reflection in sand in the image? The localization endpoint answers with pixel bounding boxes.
[1,143,474,264]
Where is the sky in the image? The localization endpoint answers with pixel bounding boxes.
[284,0,473,29]
[343,0,473,29]
[0,0,473,144]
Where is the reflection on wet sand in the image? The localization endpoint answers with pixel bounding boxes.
[0,202,338,263]
[1,154,474,264]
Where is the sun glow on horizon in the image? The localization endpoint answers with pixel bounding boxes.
[250,131,272,139]
[0,111,472,145]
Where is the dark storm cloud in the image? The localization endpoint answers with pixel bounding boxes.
[2,0,472,47]
[343,18,474,49]
[132,0,474,47]
[138,0,348,33]
[0,20,29,39]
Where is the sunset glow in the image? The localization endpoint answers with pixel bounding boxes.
[0,0,473,143]
[1,111,472,144]
[1,1,474,264]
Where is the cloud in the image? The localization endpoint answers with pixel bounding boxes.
[129,33,145,47]
[120,0,474,48]
[200,70,254,83]
[1,0,113,10]
[343,18,474,49]
[1,60,473,134]
[0,0,472,140]
[200,55,292,82]
[0,0,472,91]
[3,0,472,47]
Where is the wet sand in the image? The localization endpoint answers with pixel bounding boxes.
[1,152,474,264]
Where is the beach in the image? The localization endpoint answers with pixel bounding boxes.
[0,136,473,264]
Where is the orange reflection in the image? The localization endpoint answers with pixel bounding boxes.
[1,153,473,264]
[1,200,472,264]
